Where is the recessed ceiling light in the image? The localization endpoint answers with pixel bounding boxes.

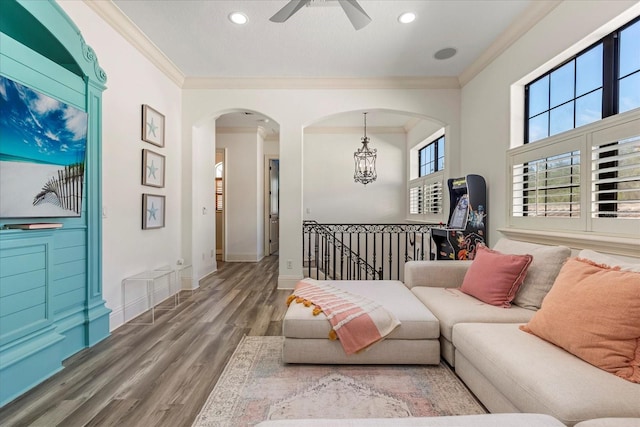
[434,47,457,60]
[398,12,416,24]
[229,12,248,25]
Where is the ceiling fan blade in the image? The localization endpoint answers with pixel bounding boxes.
[337,0,372,30]
[270,0,312,23]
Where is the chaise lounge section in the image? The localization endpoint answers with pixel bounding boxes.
[283,280,440,365]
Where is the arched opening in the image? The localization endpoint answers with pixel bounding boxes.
[303,109,445,223]
[189,108,280,282]
[300,108,447,282]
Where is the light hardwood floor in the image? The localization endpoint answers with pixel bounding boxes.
[0,256,291,427]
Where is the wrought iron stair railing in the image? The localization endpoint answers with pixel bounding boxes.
[302,221,434,281]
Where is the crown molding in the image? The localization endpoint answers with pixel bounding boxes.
[458,0,562,87]
[182,76,460,90]
[217,126,406,136]
[83,0,185,87]
[305,126,406,134]
[87,0,559,91]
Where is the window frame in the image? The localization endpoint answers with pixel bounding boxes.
[408,130,446,223]
[418,135,445,177]
[524,16,640,144]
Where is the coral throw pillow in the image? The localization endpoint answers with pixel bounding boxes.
[460,245,533,308]
[520,257,640,383]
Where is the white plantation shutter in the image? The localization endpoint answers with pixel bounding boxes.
[216,177,223,211]
[424,180,443,214]
[409,185,421,215]
[512,150,581,218]
[591,135,640,219]
[409,175,443,217]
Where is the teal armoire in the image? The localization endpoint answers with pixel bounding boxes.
[0,0,110,406]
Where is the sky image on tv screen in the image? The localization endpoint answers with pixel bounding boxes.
[0,75,88,218]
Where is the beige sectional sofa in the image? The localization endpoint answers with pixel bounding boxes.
[404,239,640,426]
[277,238,639,426]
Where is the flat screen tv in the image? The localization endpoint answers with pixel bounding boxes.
[0,75,88,218]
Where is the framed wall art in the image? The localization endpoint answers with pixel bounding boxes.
[141,104,165,147]
[142,193,165,229]
[142,149,165,188]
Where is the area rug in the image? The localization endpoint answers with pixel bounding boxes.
[192,336,486,427]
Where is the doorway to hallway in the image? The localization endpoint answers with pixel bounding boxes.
[265,157,279,256]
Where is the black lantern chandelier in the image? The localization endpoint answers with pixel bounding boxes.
[353,112,377,185]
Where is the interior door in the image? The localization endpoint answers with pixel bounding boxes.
[269,159,280,254]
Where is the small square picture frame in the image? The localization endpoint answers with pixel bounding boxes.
[141,104,165,147]
[142,149,165,188]
[142,194,165,229]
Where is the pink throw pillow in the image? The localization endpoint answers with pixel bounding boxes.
[460,245,533,307]
[520,258,640,383]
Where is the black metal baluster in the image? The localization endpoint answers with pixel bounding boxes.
[365,232,369,280]
[388,232,393,280]
[349,233,353,280]
[332,231,337,280]
[404,231,409,266]
[372,233,377,280]
[340,232,344,279]
[396,232,400,280]
[380,230,384,280]
[307,226,312,278]
[357,233,361,280]
[314,230,319,279]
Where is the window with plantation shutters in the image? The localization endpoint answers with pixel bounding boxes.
[409,130,445,221]
[512,16,640,238]
[508,112,640,235]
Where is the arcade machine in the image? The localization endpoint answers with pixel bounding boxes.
[431,174,486,260]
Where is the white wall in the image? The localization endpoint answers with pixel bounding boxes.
[264,138,280,157]
[303,130,407,223]
[59,1,183,330]
[183,89,461,288]
[216,130,265,261]
[460,0,640,246]
[191,122,217,280]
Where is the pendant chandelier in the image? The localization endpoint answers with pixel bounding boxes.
[354,112,377,185]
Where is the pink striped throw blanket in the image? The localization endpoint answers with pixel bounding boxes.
[287,279,401,355]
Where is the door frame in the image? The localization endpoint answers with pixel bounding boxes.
[216,148,226,262]
[264,155,280,256]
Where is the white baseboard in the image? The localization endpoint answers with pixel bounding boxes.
[277,274,303,290]
[109,286,178,330]
[109,306,124,331]
[226,253,264,262]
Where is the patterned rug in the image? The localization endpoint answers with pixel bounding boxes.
[192,336,486,427]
